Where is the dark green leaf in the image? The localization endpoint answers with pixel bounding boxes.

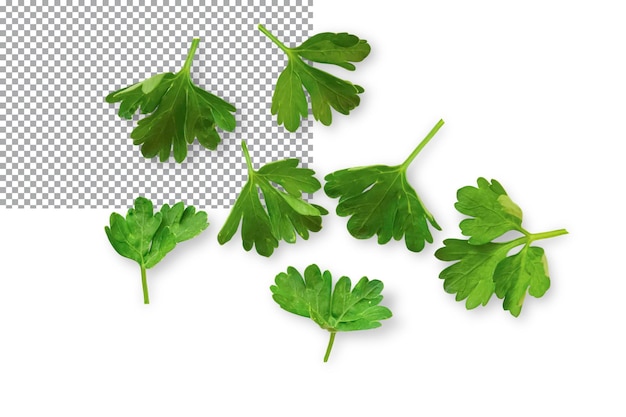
[295,32,371,70]
[259,24,370,132]
[106,38,236,162]
[325,120,444,252]
[217,140,326,257]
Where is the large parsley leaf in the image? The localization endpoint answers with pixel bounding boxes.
[258,24,371,132]
[324,120,444,252]
[105,197,209,303]
[106,38,236,163]
[217,140,327,257]
[435,178,568,316]
[271,264,392,362]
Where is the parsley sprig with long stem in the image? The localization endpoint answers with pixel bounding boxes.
[324,119,444,252]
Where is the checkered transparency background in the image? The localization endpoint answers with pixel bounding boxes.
[0,1,313,208]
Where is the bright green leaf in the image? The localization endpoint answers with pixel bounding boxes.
[270,264,392,362]
[106,38,236,163]
[105,197,209,303]
[435,239,507,309]
[455,177,523,245]
[494,245,550,317]
[258,24,370,132]
[324,120,444,252]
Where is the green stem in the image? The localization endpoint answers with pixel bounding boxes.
[181,38,201,74]
[323,332,336,363]
[400,119,445,170]
[258,24,291,54]
[141,264,149,304]
[507,228,569,250]
[528,228,569,243]
[241,140,255,176]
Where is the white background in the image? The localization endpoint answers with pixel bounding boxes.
[1,1,625,415]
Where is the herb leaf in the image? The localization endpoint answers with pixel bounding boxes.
[435,178,567,316]
[271,264,392,362]
[258,24,370,132]
[217,140,327,257]
[106,38,236,163]
[324,120,444,252]
[105,197,209,303]
[455,178,524,245]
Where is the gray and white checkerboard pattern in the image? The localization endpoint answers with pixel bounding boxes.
[0,1,313,208]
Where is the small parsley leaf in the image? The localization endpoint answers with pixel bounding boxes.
[106,38,236,163]
[105,197,209,304]
[324,120,444,252]
[271,264,392,362]
[217,140,327,257]
[258,24,371,132]
[435,178,568,317]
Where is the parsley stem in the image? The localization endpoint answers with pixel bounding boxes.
[258,24,291,54]
[140,264,149,304]
[508,228,569,249]
[401,119,445,170]
[528,228,569,242]
[181,38,201,74]
[324,332,336,362]
[241,140,255,176]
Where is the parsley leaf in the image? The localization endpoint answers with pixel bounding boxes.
[324,119,444,252]
[105,197,209,304]
[271,264,392,362]
[217,140,327,257]
[435,178,568,316]
[106,38,236,163]
[258,24,371,132]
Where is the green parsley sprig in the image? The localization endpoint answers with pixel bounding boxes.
[435,178,568,316]
[106,38,236,162]
[258,24,370,132]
